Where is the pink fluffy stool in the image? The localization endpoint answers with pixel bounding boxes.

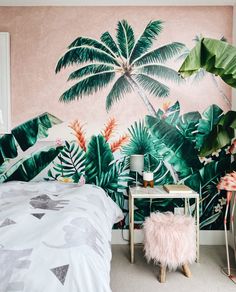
[143,212,196,283]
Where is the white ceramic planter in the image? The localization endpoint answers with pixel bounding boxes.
[143,171,154,181]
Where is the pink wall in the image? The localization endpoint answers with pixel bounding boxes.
[0,6,232,137]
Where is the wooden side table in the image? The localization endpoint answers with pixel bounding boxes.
[128,186,200,264]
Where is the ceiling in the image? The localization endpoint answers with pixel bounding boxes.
[0,0,235,6]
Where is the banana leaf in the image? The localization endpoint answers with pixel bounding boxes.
[12,112,62,151]
[146,115,202,179]
[179,38,236,88]
[196,104,223,150]
[0,113,62,165]
[199,110,236,156]
[0,145,63,182]
[85,134,114,183]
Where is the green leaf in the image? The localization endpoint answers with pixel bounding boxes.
[0,146,63,182]
[179,38,236,88]
[146,115,202,179]
[156,101,180,126]
[196,104,223,150]
[51,141,86,181]
[136,64,182,83]
[198,110,236,156]
[0,134,18,164]
[68,36,116,57]
[133,42,185,66]
[11,112,62,151]
[85,135,114,183]
[122,121,154,156]
[135,74,169,97]
[106,75,132,111]
[56,46,119,73]
[59,72,115,103]
[129,20,163,64]
[100,31,121,57]
[200,212,221,229]
[176,111,201,143]
[68,64,115,81]
[116,20,135,59]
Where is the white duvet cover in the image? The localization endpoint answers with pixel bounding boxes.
[0,182,123,292]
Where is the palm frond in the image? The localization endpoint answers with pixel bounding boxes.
[68,36,117,58]
[100,31,121,57]
[60,72,116,103]
[55,46,119,73]
[122,120,154,155]
[116,20,135,59]
[129,20,163,64]
[132,42,185,66]
[135,64,182,83]
[68,64,115,81]
[106,75,133,111]
[134,74,169,97]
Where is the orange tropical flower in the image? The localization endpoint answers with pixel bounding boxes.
[110,134,129,152]
[102,118,117,141]
[69,120,87,151]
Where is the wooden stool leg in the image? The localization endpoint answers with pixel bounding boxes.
[159,266,166,283]
[182,263,191,278]
[143,180,148,188]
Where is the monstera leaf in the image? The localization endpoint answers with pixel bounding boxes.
[145,154,174,185]
[196,104,223,150]
[176,111,201,143]
[0,113,62,165]
[146,115,202,179]
[183,157,230,229]
[50,141,86,182]
[85,134,114,183]
[179,38,236,88]
[156,101,180,125]
[199,110,236,156]
[0,145,63,182]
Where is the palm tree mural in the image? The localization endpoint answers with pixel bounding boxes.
[56,20,185,116]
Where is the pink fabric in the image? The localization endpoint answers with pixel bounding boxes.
[143,212,196,270]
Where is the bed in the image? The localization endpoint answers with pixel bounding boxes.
[0,181,123,292]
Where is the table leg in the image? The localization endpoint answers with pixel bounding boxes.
[231,192,236,263]
[196,196,200,263]
[224,191,232,276]
[184,198,187,215]
[130,196,134,264]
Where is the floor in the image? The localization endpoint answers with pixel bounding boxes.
[111,245,236,292]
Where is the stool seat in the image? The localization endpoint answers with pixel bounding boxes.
[143,212,196,282]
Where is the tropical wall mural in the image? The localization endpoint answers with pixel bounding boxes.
[0,6,233,230]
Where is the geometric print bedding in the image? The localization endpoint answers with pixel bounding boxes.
[0,182,123,292]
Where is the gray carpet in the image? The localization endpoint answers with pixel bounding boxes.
[111,245,236,292]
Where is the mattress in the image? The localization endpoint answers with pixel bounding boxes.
[0,181,123,292]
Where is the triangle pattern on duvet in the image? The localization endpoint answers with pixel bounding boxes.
[51,264,69,285]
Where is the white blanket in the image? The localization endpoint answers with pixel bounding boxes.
[0,182,123,292]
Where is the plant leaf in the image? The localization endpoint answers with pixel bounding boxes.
[135,74,169,97]
[133,42,185,66]
[136,64,182,83]
[116,20,135,59]
[106,75,132,111]
[59,72,115,103]
[0,146,63,182]
[68,64,115,81]
[179,38,236,88]
[56,46,119,73]
[85,135,114,183]
[196,104,223,150]
[100,31,121,57]
[129,20,163,64]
